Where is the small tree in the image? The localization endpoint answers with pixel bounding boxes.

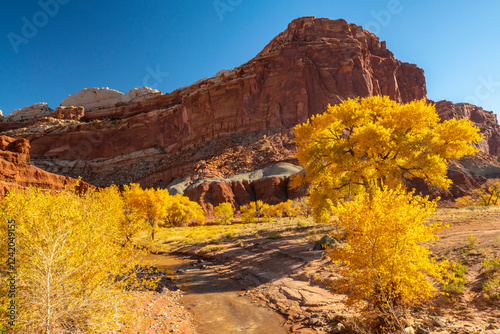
[456,179,500,207]
[164,194,205,227]
[106,184,147,246]
[240,200,271,223]
[213,203,234,225]
[268,204,282,219]
[328,187,449,325]
[240,202,258,224]
[277,199,301,220]
[123,183,170,241]
[294,197,312,218]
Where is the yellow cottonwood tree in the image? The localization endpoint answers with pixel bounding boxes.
[0,186,150,333]
[213,203,234,225]
[277,200,301,220]
[123,184,170,241]
[164,194,205,227]
[240,200,270,223]
[328,187,448,311]
[294,96,483,223]
[456,178,500,207]
[294,96,482,329]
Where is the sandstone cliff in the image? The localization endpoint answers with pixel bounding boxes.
[60,87,161,111]
[435,100,500,156]
[0,17,427,188]
[0,135,93,198]
[0,16,499,211]
[5,103,53,122]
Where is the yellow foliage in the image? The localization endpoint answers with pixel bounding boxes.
[327,188,449,309]
[456,179,500,207]
[213,203,234,225]
[0,186,152,333]
[267,204,281,218]
[240,201,273,223]
[294,96,483,222]
[240,202,258,224]
[164,194,205,227]
[124,184,205,238]
[123,183,170,240]
[99,184,148,246]
[277,200,301,220]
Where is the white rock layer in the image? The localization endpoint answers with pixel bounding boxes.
[60,87,161,111]
[6,103,53,122]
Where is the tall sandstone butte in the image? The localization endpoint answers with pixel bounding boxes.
[2,17,427,192]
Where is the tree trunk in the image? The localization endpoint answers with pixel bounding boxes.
[149,218,156,241]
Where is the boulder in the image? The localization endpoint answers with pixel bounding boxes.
[313,235,340,251]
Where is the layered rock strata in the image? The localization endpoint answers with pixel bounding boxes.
[0,135,93,198]
[1,17,427,189]
[60,87,161,111]
[5,103,53,122]
[0,17,499,210]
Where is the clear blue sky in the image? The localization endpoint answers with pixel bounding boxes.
[0,0,499,117]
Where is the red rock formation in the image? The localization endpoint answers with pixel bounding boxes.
[52,106,85,121]
[184,176,307,214]
[435,100,500,156]
[1,17,499,210]
[1,17,427,191]
[0,135,93,198]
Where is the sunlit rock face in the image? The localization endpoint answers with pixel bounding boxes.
[2,16,499,208]
[0,135,93,198]
[5,103,53,122]
[60,87,161,111]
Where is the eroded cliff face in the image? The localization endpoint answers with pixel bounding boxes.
[1,16,499,210]
[0,17,427,190]
[0,135,93,198]
[435,100,500,156]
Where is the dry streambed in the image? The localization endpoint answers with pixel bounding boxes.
[131,208,500,333]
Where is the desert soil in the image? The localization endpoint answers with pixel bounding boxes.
[130,206,500,334]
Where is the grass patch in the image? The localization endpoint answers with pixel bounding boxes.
[444,261,468,295]
[483,278,500,301]
[482,257,500,275]
[266,232,282,239]
[132,217,333,253]
[481,257,500,301]
[198,244,228,254]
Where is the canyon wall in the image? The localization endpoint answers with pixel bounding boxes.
[0,135,93,198]
[0,16,499,210]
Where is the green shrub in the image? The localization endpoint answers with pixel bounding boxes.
[444,262,468,294]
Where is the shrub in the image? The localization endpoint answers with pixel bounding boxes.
[456,179,500,207]
[0,186,152,333]
[214,203,234,225]
[443,262,468,294]
[240,200,271,223]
